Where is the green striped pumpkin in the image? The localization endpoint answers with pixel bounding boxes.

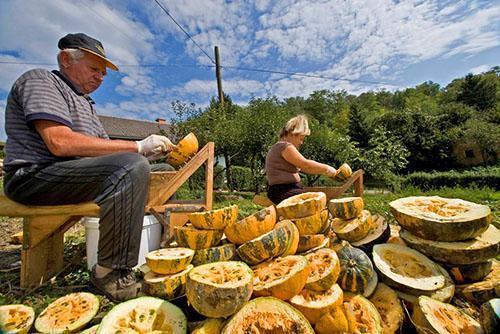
[192,243,236,266]
[174,226,223,250]
[292,210,329,235]
[297,234,328,253]
[337,243,374,293]
[328,197,364,219]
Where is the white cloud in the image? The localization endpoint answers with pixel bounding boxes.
[468,64,492,74]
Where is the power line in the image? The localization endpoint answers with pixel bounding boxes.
[152,0,215,64]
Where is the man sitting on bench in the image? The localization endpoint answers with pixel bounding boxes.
[2,33,175,301]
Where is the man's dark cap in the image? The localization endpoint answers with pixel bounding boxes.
[58,33,118,71]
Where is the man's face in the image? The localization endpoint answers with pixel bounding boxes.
[64,52,107,94]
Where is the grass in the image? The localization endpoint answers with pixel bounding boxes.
[0,185,498,324]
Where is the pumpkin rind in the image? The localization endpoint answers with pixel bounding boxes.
[96,296,186,333]
[442,260,493,284]
[328,196,364,219]
[292,209,329,235]
[166,132,199,167]
[188,205,238,230]
[80,324,98,334]
[191,318,226,334]
[276,192,327,219]
[369,283,404,334]
[252,255,310,300]
[304,248,340,291]
[400,225,500,265]
[373,243,446,294]
[390,196,492,241]
[35,292,99,334]
[297,234,328,253]
[0,304,35,334]
[455,260,500,305]
[224,205,277,245]
[352,214,391,253]
[192,243,236,266]
[337,243,374,293]
[331,209,372,242]
[315,305,349,334]
[344,295,383,334]
[480,298,499,334]
[289,283,343,325]
[174,226,223,250]
[145,247,194,274]
[186,261,253,318]
[281,219,300,256]
[412,296,484,334]
[142,264,193,300]
[221,297,315,334]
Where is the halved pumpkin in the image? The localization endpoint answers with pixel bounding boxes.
[281,219,300,256]
[297,234,328,253]
[145,247,194,274]
[192,243,236,266]
[331,210,372,242]
[412,296,483,334]
[352,214,391,253]
[344,295,383,334]
[166,132,199,167]
[289,283,343,325]
[315,305,349,334]
[174,225,223,250]
[276,192,327,219]
[188,205,238,230]
[400,225,500,265]
[292,209,329,235]
[328,196,364,219]
[221,297,314,333]
[390,196,492,241]
[456,260,500,304]
[191,318,225,334]
[373,243,445,295]
[224,206,276,245]
[186,261,253,318]
[480,298,499,334]
[443,260,493,284]
[369,283,404,334]
[0,304,34,334]
[35,292,99,334]
[96,297,186,333]
[304,247,340,291]
[142,264,193,300]
[80,324,98,334]
[335,162,353,181]
[252,255,310,300]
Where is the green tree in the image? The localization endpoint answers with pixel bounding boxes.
[457,73,497,111]
[463,117,500,165]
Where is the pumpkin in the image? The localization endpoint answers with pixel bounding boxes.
[252,255,310,300]
[315,305,349,334]
[387,223,407,246]
[304,247,340,291]
[166,132,199,167]
[224,205,277,245]
[344,295,383,334]
[191,318,226,334]
[142,264,193,300]
[337,243,374,293]
[189,205,238,231]
[369,283,404,334]
[390,196,491,241]
[400,224,500,265]
[192,243,236,266]
[236,220,295,265]
[221,297,314,333]
[363,271,379,298]
[174,225,223,250]
[292,209,330,235]
[335,162,353,181]
[455,260,500,304]
[276,192,327,219]
[297,234,328,253]
[328,196,364,219]
[352,214,391,253]
[96,297,186,333]
[80,325,98,334]
[373,243,446,295]
[0,304,35,334]
[443,260,493,284]
[145,247,194,275]
[289,283,343,325]
[186,261,253,318]
[480,298,499,334]
[412,296,483,334]
[331,209,372,242]
[35,292,99,334]
[281,219,300,256]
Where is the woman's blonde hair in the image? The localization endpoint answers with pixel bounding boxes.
[280,114,311,138]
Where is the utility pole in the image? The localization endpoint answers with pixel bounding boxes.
[214,46,224,109]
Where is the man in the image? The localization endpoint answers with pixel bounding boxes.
[3,33,174,301]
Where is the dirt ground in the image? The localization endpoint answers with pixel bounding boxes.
[0,216,23,270]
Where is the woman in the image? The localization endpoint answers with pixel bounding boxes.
[265,115,338,205]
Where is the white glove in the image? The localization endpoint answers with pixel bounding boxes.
[136,135,175,157]
[325,166,337,178]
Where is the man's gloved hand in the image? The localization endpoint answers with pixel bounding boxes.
[136,135,176,158]
[325,165,337,178]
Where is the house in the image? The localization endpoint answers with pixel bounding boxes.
[452,139,499,166]
[98,115,174,140]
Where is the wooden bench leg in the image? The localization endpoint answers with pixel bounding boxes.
[354,172,364,197]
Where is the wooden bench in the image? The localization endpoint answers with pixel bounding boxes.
[0,142,214,288]
[253,169,364,207]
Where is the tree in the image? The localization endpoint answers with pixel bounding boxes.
[457,73,497,111]
[348,103,370,147]
[463,117,499,165]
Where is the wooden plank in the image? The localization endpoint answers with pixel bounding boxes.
[305,169,364,200]
[354,171,364,197]
[147,171,177,207]
[23,215,77,249]
[204,142,214,210]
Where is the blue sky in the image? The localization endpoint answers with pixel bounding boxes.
[0,0,499,141]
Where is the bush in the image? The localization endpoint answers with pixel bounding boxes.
[402,166,500,190]
[232,166,259,191]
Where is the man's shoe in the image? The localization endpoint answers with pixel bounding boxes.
[90,267,140,302]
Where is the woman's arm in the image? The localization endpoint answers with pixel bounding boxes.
[281,145,336,176]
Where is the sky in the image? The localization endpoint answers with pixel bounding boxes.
[0,0,499,141]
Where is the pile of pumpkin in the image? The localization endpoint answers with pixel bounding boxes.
[1,193,499,333]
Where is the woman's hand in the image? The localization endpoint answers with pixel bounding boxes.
[325,166,337,178]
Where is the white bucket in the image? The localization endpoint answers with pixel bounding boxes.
[83,215,162,270]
